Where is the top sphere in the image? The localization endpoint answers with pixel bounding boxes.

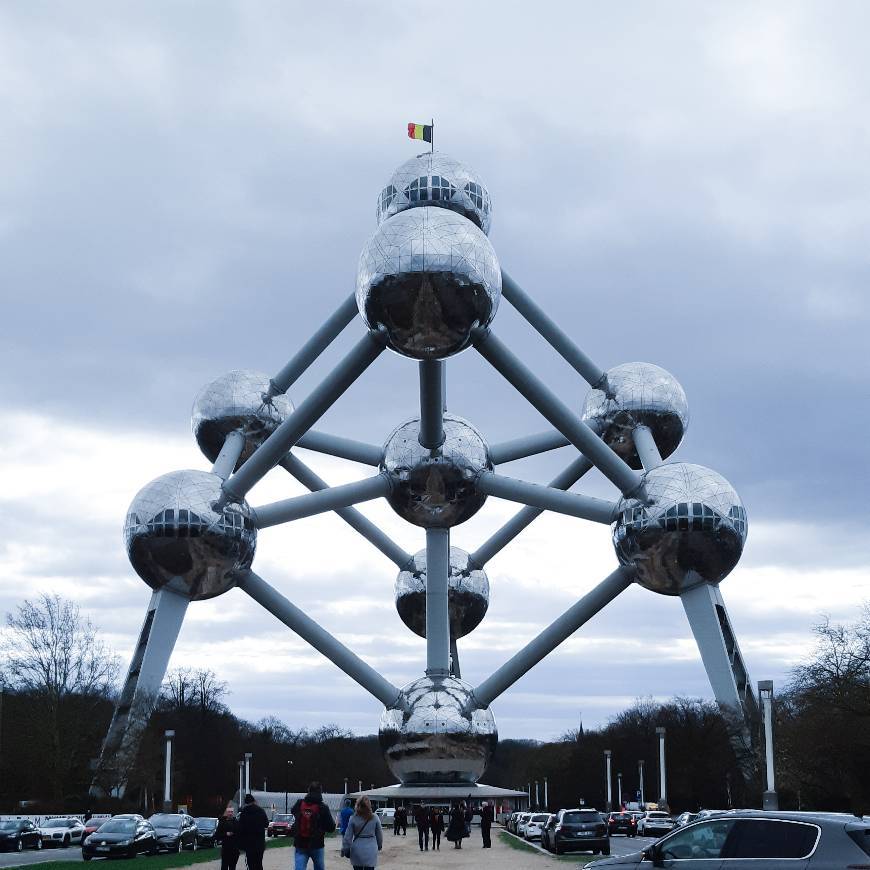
[612,462,747,595]
[582,362,688,469]
[124,470,256,601]
[376,152,493,235]
[191,370,294,469]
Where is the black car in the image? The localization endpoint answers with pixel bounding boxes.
[542,808,610,856]
[81,818,157,861]
[148,813,198,852]
[0,819,42,852]
[608,812,638,837]
[588,810,870,868]
[194,817,218,847]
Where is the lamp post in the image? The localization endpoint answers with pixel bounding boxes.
[163,730,175,812]
[344,778,348,796]
[544,777,548,810]
[758,680,779,810]
[655,727,667,806]
[617,772,623,809]
[358,780,362,793]
[285,760,293,813]
[535,780,540,809]
[604,750,612,812]
[244,752,252,796]
[638,760,645,807]
[238,761,244,807]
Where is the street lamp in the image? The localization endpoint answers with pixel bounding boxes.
[244,752,252,796]
[163,731,175,813]
[638,760,645,807]
[758,680,779,810]
[604,750,612,812]
[544,777,548,810]
[238,761,244,807]
[534,780,540,809]
[617,772,623,809]
[285,760,293,813]
[655,727,667,806]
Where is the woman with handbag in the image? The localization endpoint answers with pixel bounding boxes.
[341,796,383,870]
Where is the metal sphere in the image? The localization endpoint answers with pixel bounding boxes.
[582,362,688,469]
[395,547,489,639]
[191,370,294,468]
[124,470,256,601]
[356,207,501,360]
[612,463,747,595]
[376,152,493,235]
[381,414,491,528]
[379,675,497,785]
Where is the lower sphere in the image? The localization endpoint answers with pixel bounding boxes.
[379,675,497,785]
[612,462,747,595]
[124,470,256,601]
[395,547,489,639]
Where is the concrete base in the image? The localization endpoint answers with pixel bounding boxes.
[347,782,529,810]
[762,790,779,810]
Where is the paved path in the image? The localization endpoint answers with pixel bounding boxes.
[0,846,83,868]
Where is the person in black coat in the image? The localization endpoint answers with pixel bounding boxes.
[215,806,240,870]
[413,805,430,851]
[429,809,444,851]
[290,781,336,869]
[446,802,466,849]
[480,801,494,848]
[237,794,268,870]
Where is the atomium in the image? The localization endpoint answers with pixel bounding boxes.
[357,207,501,360]
[395,547,489,639]
[124,470,256,601]
[612,462,747,595]
[379,675,497,785]
[381,413,491,528]
[192,370,294,467]
[582,362,688,469]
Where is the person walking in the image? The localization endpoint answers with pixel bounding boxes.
[340,796,382,870]
[480,801,494,848]
[237,794,268,870]
[446,802,466,849]
[339,800,354,835]
[394,806,407,837]
[215,805,240,870]
[429,808,443,851]
[413,805,429,851]
[290,781,337,870]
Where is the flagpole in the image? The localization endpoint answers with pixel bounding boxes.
[431,117,434,153]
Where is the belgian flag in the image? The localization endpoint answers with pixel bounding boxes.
[408,122,433,143]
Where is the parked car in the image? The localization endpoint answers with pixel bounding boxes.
[505,812,518,833]
[541,808,609,856]
[608,812,638,837]
[267,813,294,837]
[516,812,533,837]
[0,819,43,852]
[83,819,106,838]
[588,810,870,868]
[195,817,218,847]
[39,817,86,848]
[636,811,675,837]
[523,813,551,841]
[82,817,157,861]
[147,813,198,852]
[375,808,395,828]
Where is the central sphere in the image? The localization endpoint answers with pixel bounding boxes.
[582,362,688,469]
[381,414,491,528]
[124,470,256,601]
[395,547,489,639]
[191,370,293,469]
[379,675,497,785]
[356,207,501,360]
[612,462,747,595]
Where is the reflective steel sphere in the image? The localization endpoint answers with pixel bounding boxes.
[124,470,256,601]
[381,414,491,528]
[376,152,493,235]
[582,362,688,469]
[191,370,294,468]
[356,207,501,360]
[612,463,747,595]
[379,675,497,785]
[395,547,489,639]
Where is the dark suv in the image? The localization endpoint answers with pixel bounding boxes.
[608,812,638,837]
[542,808,609,856]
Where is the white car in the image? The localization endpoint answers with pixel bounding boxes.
[516,812,533,837]
[375,808,395,828]
[637,810,676,837]
[523,813,550,841]
[39,818,85,847]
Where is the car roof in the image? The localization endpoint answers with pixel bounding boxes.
[684,810,869,828]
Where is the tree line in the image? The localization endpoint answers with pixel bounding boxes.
[1,594,868,815]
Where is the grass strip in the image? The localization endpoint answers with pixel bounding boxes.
[498,831,597,864]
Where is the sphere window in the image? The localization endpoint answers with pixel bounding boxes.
[406,176,429,203]
[430,175,456,202]
[377,184,397,220]
[464,182,490,215]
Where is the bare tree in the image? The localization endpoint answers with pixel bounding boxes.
[161,667,228,713]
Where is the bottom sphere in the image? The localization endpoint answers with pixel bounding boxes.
[379,675,497,785]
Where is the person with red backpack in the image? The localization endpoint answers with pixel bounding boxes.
[290,782,336,870]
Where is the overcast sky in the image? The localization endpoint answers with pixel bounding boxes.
[1,2,869,748]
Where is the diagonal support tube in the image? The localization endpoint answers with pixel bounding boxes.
[632,425,662,472]
[477,472,618,524]
[489,430,571,465]
[472,566,633,708]
[471,457,593,567]
[212,430,246,480]
[473,328,643,498]
[222,330,386,503]
[425,527,451,676]
[501,270,607,388]
[238,570,402,708]
[252,474,391,528]
[419,360,445,449]
[267,294,359,397]
[279,454,411,568]
[296,429,383,466]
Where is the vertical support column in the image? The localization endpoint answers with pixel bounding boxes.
[617,772,623,809]
[544,777,549,809]
[535,780,540,809]
[426,528,450,676]
[419,360,445,449]
[656,727,667,805]
[238,761,244,806]
[163,730,174,812]
[604,750,613,812]
[244,752,252,795]
[638,760,645,807]
[758,680,779,810]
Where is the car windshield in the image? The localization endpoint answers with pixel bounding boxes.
[564,812,601,823]
[99,821,136,834]
[0,821,22,831]
[43,819,70,828]
[149,815,181,829]
[196,818,217,828]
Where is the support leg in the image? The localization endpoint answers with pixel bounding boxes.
[419,360,445,449]
[632,425,662,472]
[90,588,189,797]
[425,528,450,677]
[212,430,246,480]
